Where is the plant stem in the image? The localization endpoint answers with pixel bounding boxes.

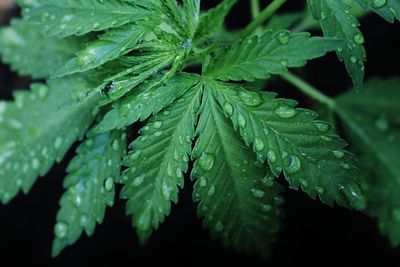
[281,72,336,109]
[250,0,260,19]
[240,0,287,39]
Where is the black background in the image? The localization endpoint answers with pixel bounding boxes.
[1,1,400,266]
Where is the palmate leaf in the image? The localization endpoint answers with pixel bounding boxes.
[0,19,87,78]
[0,78,98,203]
[335,77,400,245]
[55,25,145,77]
[207,30,341,82]
[52,130,126,256]
[307,0,366,90]
[208,80,366,210]
[191,86,284,253]
[22,0,151,37]
[355,0,400,22]
[95,73,201,133]
[120,86,202,242]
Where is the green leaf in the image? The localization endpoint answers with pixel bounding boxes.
[335,77,400,245]
[191,87,283,253]
[355,0,400,22]
[207,30,341,82]
[23,0,151,37]
[120,86,202,242]
[0,78,98,204]
[52,130,126,256]
[55,25,145,77]
[95,73,201,133]
[193,0,237,43]
[208,80,366,210]
[0,19,87,78]
[308,0,366,90]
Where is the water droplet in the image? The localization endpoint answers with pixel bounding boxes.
[153,121,162,129]
[339,185,366,210]
[353,33,364,45]
[375,114,389,131]
[350,56,357,64]
[32,158,40,170]
[199,177,207,187]
[337,47,343,53]
[162,183,172,200]
[373,0,387,9]
[251,188,265,198]
[254,137,265,152]
[133,174,145,186]
[153,131,163,137]
[198,152,215,171]
[224,102,233,116]
[130,150,141,160]
[276,30,290,44]
[238,113,247,128]
[287,155,301,173]
[267,150,277,163]
[79,215,89,227]
[341,162,351,170]
[54,137,63,149]
[208,186,216,196]
[320,135,333,142]
[320,11,327,20]
[238,90,263,107]
[274,104,297,119]
[281,151,288,159]
[167,163,173,177]
[315,186,325,195]
[332,150,344,158]
[104,177,114,191]
[112,140,119,151]
[215,221,224,232]
[261,204,272,212]
[261,174,275,187]
[300,178,308,188]
[54,222,68,239]
[314,122,330,132]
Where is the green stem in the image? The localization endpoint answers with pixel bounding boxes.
[240,0,287,39]
[250,0,260,19]
[281,72,336,109]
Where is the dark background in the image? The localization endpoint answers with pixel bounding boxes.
[1,1,399,266]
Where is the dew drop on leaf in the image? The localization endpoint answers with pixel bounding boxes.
[238,113,247,128]
[314,122,330,132]
[251,188,265,198]
[353,33,364,45]
[339,185,366,210]
[373,0,387,9]
[198,152,215,172]
[104,177,114,192]
[332,150,345,158]
[261,204,272,212]
[153,121,163,129]
[300,178,308,188]
[273,196,284,205]
[79,215,89,227]
[254,137,265,152]
[238,90,263,107]
[315,186,325,195]
[199,177,207,187]
[208,186,216,196]
[276,30,290,44]
[54,222,68,239]
[267,150,277,163]
[274,104,297,119]
[133,174,145,186]
[287,155,301,173]
[215,221,224,232]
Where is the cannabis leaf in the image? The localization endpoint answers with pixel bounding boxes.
[52,130,126,256]
[95,73,200,133]
[191,86,284,253]
[355,0,400,22]
[23,0,151,37]
[334,77,400,245]
[207,30,341,82]
[308,0,366,90]
[0,78,97,203]
[120,86,201,243]
[0,19,87,78]
[207,81,365,210]
[55,25,145,77]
